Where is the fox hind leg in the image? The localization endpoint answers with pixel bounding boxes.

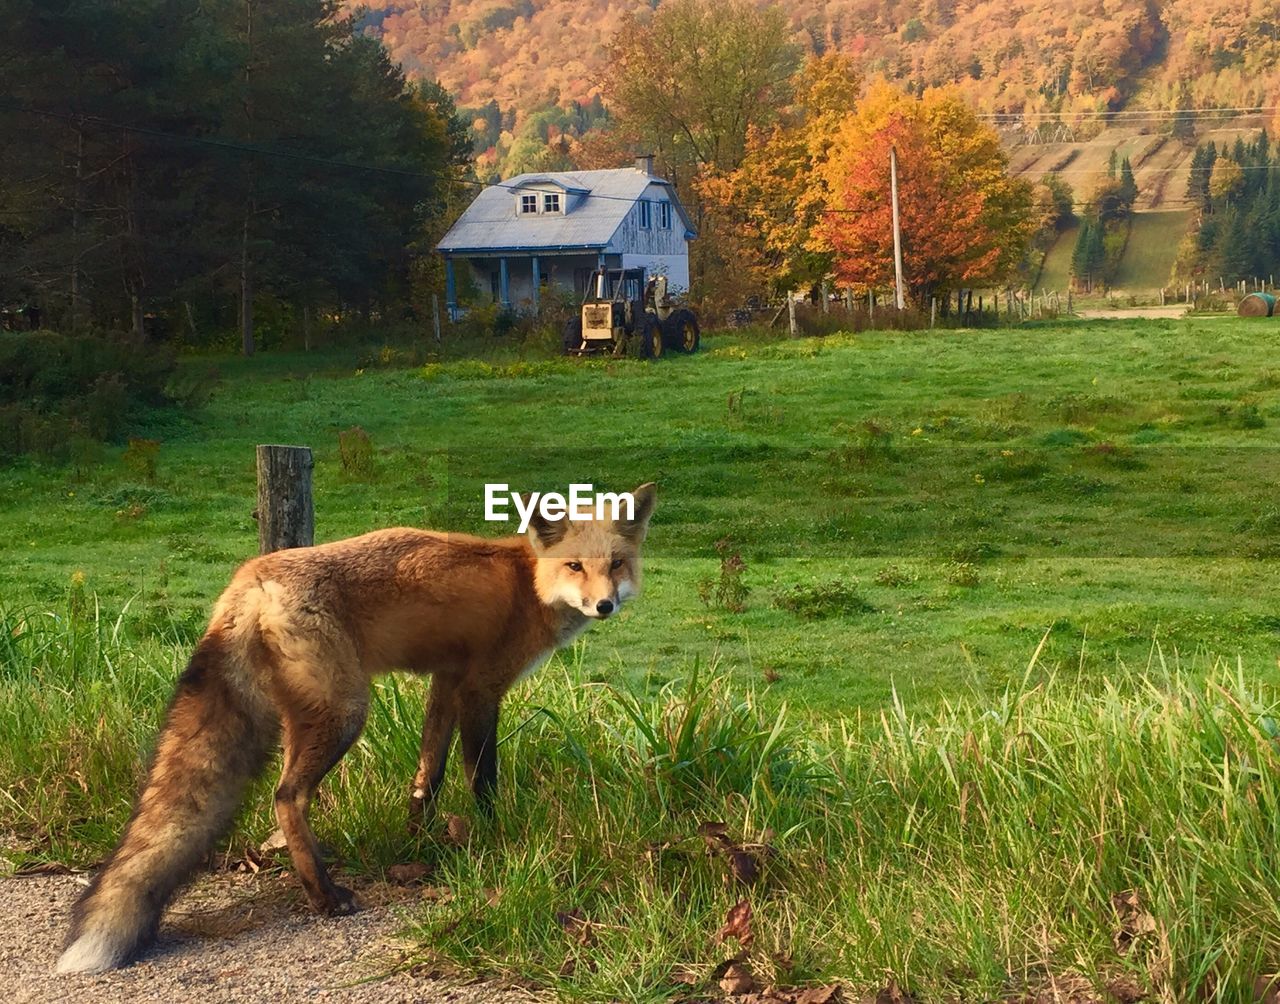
[409,677,457,833]
[458,690,500,816]
[274,689,368,916]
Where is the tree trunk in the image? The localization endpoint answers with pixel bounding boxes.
[240,213,254,356]
[69,124,84,331]
[131,294,144,341]
[255,445,314,553]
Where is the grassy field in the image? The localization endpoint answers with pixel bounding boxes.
[1112,211,1191,292]
[1035,211,1188,297]
[3,317,1280,1000]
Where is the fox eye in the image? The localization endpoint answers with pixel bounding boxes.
[610,558,624,570]
[566,561,583,572]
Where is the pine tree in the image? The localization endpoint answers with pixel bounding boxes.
[1118,157,1138,209]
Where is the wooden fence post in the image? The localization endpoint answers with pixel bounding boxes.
[787,293,799,337]
[256,444,314,554]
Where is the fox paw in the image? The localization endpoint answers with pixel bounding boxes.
[319,884,361,917]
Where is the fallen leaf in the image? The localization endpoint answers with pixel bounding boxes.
[720,962,756,996]
[874,980,917,1004]
[669,967,700,986]
[555,907,598,946]
[719,899,755,948]
[728,848,761,886]
[697,821,777,887]
[260,828,288,853]
[558,955,577,978]
[386,862,430,884]
[1111,890,1157,954]
[420,885,453,902]
[485,887,502,907]
[445,814,471,846]
[1104,975,1146,1003]
[699,821,731,848]
[796,986,843,1004]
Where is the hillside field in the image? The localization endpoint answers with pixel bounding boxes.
[4,318,1280,999]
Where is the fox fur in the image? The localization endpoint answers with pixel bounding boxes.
[56,483,655,975]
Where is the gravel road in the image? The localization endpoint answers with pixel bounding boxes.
[2,872,532,1004]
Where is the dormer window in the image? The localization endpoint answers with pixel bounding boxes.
[543,192,561,213]
[520,194,538,215]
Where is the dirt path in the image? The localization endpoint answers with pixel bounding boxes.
[1074,306,1188,320]
[2,873,531,1004]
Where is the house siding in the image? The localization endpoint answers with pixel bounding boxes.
[607,183,690,292]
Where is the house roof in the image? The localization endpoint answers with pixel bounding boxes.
[437,168,694,255]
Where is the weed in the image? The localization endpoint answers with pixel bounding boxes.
[122,437,161,482]
[832,419,894,468]
[773,579,875,620]
[874,564,914,587]
[697,539,750,613]
[947,562,981,587]
[338,425,376,479]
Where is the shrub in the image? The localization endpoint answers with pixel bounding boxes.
[0,330,177,460]
[338,426,375,480]
[773,579,875,620]
[947,561,982,587]
[875,564,914,587]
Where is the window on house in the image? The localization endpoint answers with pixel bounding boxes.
[543,192,561,213]
[658,201,672,229]
[638,199,652,229]
[520,194,538,214]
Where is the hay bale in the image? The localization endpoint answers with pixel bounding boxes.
[1238,292,1276,317]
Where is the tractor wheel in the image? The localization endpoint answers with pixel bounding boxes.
[635,316,661,359]
[663,309,701,353]
[562,317,583,355]
[644,316,664,359]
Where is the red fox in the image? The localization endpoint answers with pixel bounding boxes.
[56,484,655,975]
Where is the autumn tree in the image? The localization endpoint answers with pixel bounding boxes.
[602,0,800,298]
[818,82,1034,305]
[700,53,863,294]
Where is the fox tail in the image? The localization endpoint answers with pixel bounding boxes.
[56,631,274,974]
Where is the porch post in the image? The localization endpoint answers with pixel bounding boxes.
[499,257,510,310]
[531,255,541,312]
[597,251,606,271]
[444,257,457,320]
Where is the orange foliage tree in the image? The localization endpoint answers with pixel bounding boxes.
[818,82,1034,305]
[700,53,863,294]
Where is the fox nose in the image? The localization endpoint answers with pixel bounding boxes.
[595,599,614,616]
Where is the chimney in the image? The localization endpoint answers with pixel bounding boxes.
[635,154,655,176]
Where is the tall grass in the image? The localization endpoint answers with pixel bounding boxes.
[3,599,1280,1001]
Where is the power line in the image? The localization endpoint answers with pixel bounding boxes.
[978,105,1278,121]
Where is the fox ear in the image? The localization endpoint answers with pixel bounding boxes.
[616,482,656,540]
[520,494,568,550]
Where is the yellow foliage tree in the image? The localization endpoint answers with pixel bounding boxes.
[700,53,862,293]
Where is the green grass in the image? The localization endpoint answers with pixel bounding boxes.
[1112,211,1191,292]
[1036,220,1079,293]
[3,318,1280,999]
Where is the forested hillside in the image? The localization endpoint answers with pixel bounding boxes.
[348,0,1280,146]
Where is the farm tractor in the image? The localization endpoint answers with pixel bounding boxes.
[562,267,700,359]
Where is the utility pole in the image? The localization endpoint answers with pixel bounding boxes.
[890,145,906,311]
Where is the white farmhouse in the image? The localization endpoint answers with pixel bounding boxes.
[437,157,695,317]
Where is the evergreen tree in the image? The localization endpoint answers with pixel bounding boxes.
[1118,157,1138,209]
